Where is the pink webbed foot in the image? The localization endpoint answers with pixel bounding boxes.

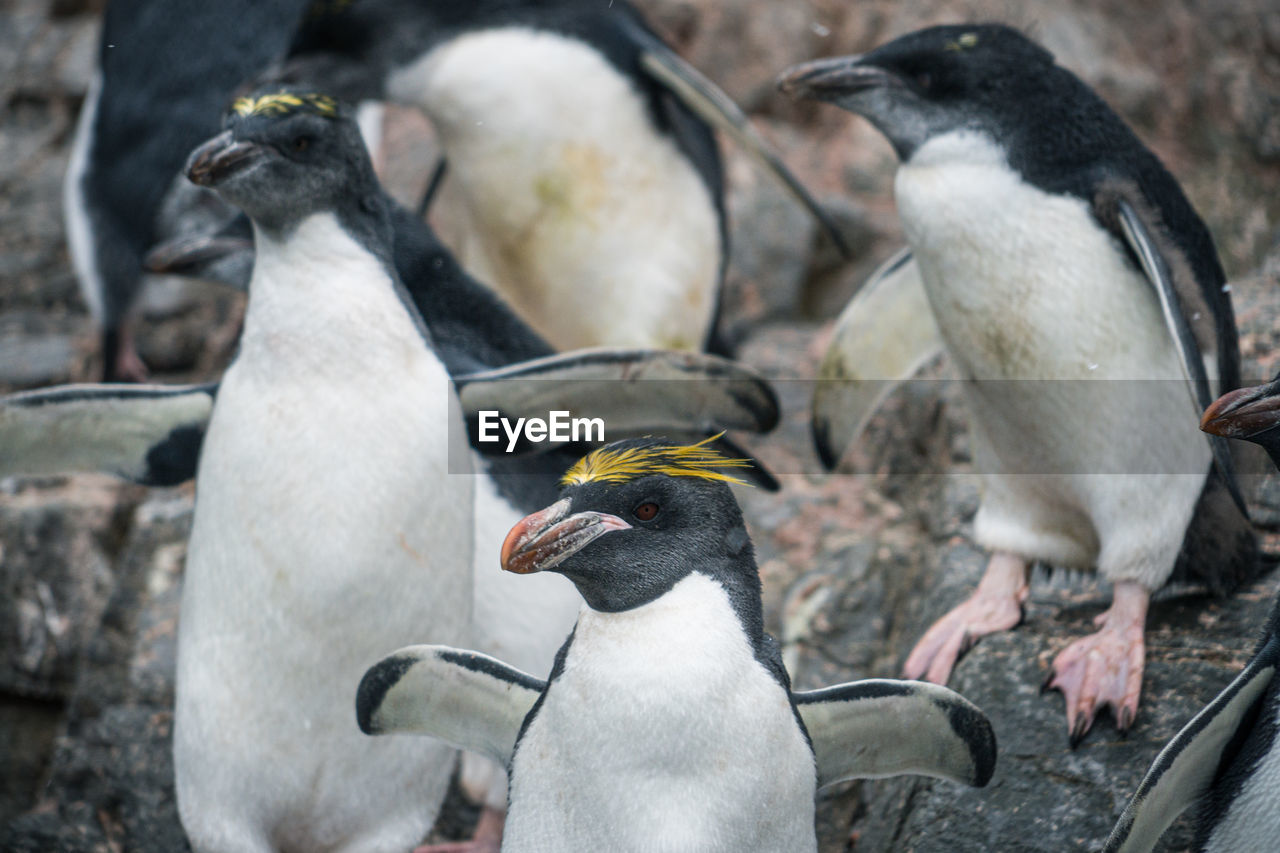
[105,324,150,383]
[414,806,504,853]
[903,551,1029,685]
[1045,581,1148,747]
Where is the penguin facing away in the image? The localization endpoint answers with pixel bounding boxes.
[64,0,314,380]
[6,87,784,851]
[357,438,998,852]
[1102,379,1280,853]
[778,24,1255,745]
[277,0,848,353]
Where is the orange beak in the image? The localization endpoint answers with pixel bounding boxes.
[500,498,631,575]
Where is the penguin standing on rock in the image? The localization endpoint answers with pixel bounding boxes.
[357,438,998,852]
[7,88,782,851]
[1102,378,1280,853]
[779,24,1255,745]
[275,0,848,353]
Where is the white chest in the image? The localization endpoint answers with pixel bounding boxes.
[506,573,815,852]
[894,131,1181,382]
[388,27,720,350]
[175,214,473,846]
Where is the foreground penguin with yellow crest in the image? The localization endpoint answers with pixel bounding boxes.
[2,88,782,852]
[357,438,997,852]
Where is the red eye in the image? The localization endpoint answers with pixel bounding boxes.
[634,502,659,522]
[916,72,932,90]
[292,135,311,152]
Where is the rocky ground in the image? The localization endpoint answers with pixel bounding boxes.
[2,0,1280,850]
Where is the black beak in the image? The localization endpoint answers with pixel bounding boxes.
[777,55,897,102]
[185,130,265,187]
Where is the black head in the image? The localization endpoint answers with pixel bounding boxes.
[1201,373,1280,471]
[778,24,1059,160]
[184,86,381,238]
[499,437,757,613]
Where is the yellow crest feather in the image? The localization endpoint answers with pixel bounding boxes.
[231,92,338,119]
[560,435,754,488]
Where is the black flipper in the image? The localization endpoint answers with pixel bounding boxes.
[1102,192,1247,517]
[627,26,851,259]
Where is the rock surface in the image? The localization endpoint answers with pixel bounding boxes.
[2,0,1280,851]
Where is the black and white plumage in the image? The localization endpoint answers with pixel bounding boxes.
[273,0,845,354]
[64,0,313,380]
[1099,375,1280,852]
[8,90,782,850]
[356,439,997,852]
[779,24,1255,745]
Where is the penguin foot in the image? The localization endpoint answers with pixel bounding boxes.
[104,326,150,383]
[413,806,504,853]
[903,551,1028,684]
[1046,581,1148,748]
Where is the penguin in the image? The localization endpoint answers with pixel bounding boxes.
[1101,378,1280,853]
[7,87,782,851]
[778,24,1256,745]
[64,0,313,380]
[355,437,998,852]
[269,0,849,354]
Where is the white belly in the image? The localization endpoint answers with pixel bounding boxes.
[390,27,721,351]
[505,573,816,852]
[459,474,583,807]
[894,132,1209,581]
[1206,693,1280,853]
[174,215,474,852]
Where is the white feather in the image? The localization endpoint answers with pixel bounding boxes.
[64,71,105,323]
[389,27,721,351]
[505,573,816,852]
[894,131,1210,587]
[174,213,474,852]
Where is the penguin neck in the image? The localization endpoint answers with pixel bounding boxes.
[238,212,424,377]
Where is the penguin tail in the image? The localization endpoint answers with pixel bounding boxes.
[1172,465,1259,596]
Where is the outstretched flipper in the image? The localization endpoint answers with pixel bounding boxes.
[810,249,942,469]
[356,645,545,768]
[630,29,850,258]
[794,678,996,788]
[1101,618,1279,853]
[0,383,216,486]
[456,348,780,452]
[1105,192,1247,516]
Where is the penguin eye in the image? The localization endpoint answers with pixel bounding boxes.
[915,71,933,90]
[291,135,312,153]
[633,502,659,522]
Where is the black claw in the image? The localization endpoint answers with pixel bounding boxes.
[1069,717,1090,750]
[1040,672,1056,694]
[1117,707,1134,733]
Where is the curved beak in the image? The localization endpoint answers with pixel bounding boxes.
[144,233,253,274]
[500,498,632,575]
[1201,380,1280,439]
[186,130,265,187]
[777,55,895,102]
